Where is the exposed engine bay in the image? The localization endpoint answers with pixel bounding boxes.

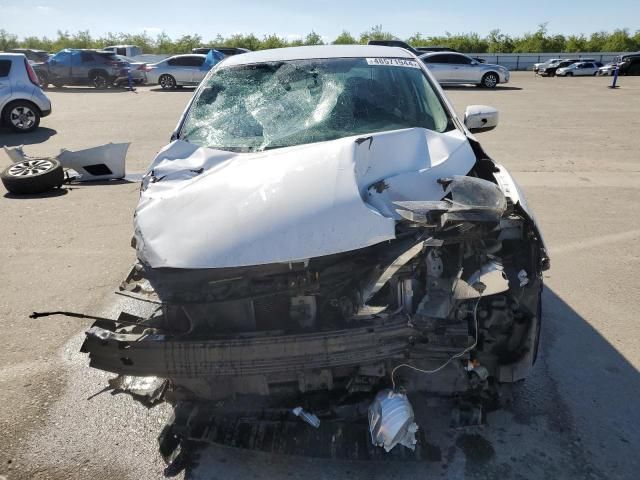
[80,127,548,472]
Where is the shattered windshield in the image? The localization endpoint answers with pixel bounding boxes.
[180,57,452,152]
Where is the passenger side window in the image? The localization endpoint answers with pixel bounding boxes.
[81,52,94,63]
[116,48,126,56]
[0,60,11,77]
[448,54,471,65]
[422,54,448,64]
[185,56,205,67]
[168,57,189,66]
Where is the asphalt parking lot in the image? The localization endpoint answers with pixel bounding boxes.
[1,72,639,480]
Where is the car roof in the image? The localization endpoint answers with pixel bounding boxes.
[419,51,467,58]
[55,48,114,54]
[9,48,46,53]
[167,54,207,58]
[222,45,414,67]
[0,53,27,59]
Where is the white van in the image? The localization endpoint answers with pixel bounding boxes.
[103,45,142,57]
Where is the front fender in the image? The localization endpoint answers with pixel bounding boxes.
[493,163,550,270]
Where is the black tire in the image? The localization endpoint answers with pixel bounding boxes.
[159,74,176,90]
[532,285,543,365]
[566,72,573,77]
[2,101,41,133]
[52,82,64,88]
[90,71,109,89]
[481,72,499,88]
[1,158,64,195]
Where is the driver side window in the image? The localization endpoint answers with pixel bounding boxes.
[52,52,72,65]
[448,54,471,65]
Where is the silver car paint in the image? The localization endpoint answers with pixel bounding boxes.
[419,52,509,86]
[145,54,209,87]
[556,62,600,76]
[0,53,51,120]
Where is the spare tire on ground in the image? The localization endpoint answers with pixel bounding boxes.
[1,159,64,194]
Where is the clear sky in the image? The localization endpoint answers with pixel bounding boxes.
[1,0,638,40]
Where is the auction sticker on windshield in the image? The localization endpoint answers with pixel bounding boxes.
[366,58,420,68]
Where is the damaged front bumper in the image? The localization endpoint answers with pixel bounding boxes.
[79,129,548,467]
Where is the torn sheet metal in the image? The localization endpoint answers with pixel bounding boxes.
[368,389,419,452]
[134,127,475,269]
[108,375,168,406]
[3,143,129,181]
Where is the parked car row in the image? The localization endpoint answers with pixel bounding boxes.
[537,58,600,76]
[535,52,640,77]
[598,52,640,76]
[22,48,234,90]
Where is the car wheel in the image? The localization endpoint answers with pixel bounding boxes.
[1,158,64,195]
[91,72,109,89]
[481,72,499,88]
[159,74,176,89]
[3,101,41,133]
[566,72,573,77]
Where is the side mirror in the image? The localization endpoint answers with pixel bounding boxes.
[464,105,499,133]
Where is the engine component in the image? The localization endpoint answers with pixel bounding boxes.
[289,295,317,328]
[368,389,419,452]
[466,260,509,296]
[292,406,321,428]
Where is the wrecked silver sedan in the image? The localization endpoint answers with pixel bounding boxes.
[81,45,548,468]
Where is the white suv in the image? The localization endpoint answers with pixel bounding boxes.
[0,53,52,133]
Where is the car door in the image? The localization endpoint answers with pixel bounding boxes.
[583,63,596,75]
[167,57,192,84]
[0,59,12,108]
[48,51,73,83]
[421,54,451,83]
[70,51,93,83]
[187,56,207,84]
[446,53,476,82]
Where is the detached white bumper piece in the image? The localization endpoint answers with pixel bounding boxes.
[4,142,129,181]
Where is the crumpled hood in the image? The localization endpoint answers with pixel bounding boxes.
[135,127,476,269]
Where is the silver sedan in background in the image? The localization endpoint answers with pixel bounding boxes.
[145,54,209,89]
[420,52,509,88]
[556,61,602,77]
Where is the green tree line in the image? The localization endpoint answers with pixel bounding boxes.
[1,24,639,54]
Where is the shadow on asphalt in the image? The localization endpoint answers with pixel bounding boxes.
[443,85,523,91]
[2,179,138,199]
[3,187,67,199]
[1,127,57,146]
[66,178,139,187]
[42,86,134,93]
[149,87,196,92]
[183,287,639,480]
